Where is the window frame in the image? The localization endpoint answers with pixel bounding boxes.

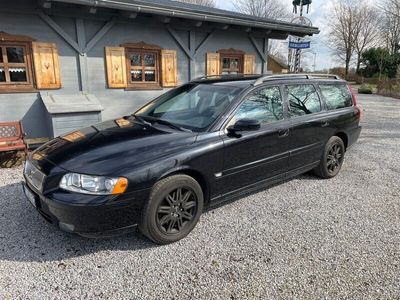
[122,42,162,90]
[0,39,35,93]
[218,48,244,75]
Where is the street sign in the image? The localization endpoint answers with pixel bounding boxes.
[289,41,311,49]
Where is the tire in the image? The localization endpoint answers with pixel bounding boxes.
[314,136,345,179]
[139,174,204,244]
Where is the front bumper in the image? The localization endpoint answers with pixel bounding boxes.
[23,180,150,235]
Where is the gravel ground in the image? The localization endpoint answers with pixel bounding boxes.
[0,93,399,299]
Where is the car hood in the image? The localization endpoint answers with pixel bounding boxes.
[32,117,197,176]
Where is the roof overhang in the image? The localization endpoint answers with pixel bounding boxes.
[49,0,319,38]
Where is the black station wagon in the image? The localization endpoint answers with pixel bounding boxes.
[23,74,362,244]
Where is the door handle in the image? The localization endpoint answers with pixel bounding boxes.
[278,129,289,138]
[321,122,330,127]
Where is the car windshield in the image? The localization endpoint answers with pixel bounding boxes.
[135,83,243,131]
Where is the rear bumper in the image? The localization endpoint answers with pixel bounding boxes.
[347,125,362,149]
[23,180,150,235]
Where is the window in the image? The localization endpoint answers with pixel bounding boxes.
[233,86,284,124]
[0,42,33,91]
[219,49,244,75]
[126,49,160,88]
[121,42,164,89]
[287,84,321,117]
[319,84,353,110]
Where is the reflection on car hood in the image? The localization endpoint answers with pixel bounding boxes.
[32,118,197,175]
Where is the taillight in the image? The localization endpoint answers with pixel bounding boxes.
[348,84,362,121]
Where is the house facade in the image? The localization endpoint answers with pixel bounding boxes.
[0,0,318,141]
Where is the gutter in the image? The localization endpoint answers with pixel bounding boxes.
[50,0,320,36]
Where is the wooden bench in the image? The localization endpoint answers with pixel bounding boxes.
[0,121,27,153]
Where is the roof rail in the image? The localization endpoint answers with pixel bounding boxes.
[253,73,341,86]
[192,74,261,82]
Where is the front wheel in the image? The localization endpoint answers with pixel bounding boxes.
[314,136,345,179]
[139,175,204,244]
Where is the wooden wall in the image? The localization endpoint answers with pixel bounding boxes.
[0,0,269,139]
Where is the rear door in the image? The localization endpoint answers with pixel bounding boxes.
[285,82,329,172]
[217,85,290,196]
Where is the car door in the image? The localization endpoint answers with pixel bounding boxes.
[284,82,330,173]
[217,85,290,197]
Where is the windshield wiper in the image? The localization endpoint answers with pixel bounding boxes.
[153,118,192,132]
[132,115,153,127]
[139,116,192,132]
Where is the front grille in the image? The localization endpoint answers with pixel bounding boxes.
[24,160,46,192]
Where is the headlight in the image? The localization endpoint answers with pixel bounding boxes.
[59,173,128,195]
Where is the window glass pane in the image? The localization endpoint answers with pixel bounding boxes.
[138,84,242,131]
[6,47,25,63]
[131,70,142,82]
[0,50,3,63]
[234,86,283,124]
[130,53,141,66]
[144,70,155,82]
[230,58,239,70]
[0,67,5,82]
[222,58,230,69]
[9,67,27,82]
[287,84,321,116]
[144,54,155,67]
[319,84,352,110]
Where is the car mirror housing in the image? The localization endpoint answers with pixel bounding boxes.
[227,118,261,134]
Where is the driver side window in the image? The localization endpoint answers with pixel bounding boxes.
[232,86,284,125]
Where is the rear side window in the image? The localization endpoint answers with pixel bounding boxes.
[286,84,321,117]
[319,84,353,110]
[233,86,283,124]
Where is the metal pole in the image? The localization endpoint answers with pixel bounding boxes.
[294,0,303,73]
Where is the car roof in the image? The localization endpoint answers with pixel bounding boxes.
[190,74,346,88]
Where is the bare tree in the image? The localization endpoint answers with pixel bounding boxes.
[233,0,291,20]
[353,5,381,73]
[379,0,400,53]
[176,0,216,7]
[327,0,359,77]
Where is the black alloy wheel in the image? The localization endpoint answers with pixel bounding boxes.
[327,143,344,175]
[139,174,203,244]
[156,187,198,234]
[314,136,345,179]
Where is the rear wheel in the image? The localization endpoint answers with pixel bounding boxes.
[314,136,345,179]
[139,175,203,244]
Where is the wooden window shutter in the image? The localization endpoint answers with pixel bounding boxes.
[206,52,220,76]
[32,42,61,89]
[244,54,256,75]
[161,49,177,87]
[105,46,127,88]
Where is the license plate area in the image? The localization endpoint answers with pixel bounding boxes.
[24,184,37,208]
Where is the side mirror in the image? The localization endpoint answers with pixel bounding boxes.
[227,118,261,134]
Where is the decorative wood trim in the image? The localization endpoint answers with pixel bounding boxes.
[121,41,162,50]
[217,48,245,55]
[0,31,35,42]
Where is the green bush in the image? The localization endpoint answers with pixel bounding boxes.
[358,84,374,94]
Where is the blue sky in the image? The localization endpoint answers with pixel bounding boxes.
[214,0,333,70]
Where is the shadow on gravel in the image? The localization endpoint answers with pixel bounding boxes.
[0,173,323,263]
[0,181,157,263]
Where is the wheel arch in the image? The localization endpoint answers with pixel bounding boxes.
[158,167,210,207]
[334,132,348,150]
